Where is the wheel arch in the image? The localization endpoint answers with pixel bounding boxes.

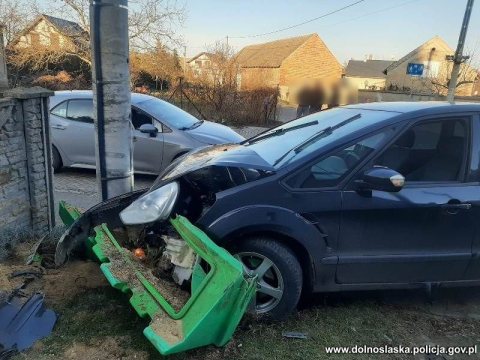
[200,205,328,293]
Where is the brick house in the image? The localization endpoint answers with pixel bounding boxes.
[384,36,477,96]
[234,34,342,102]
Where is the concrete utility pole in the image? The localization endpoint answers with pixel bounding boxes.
[446,0,475,102]
[0,25,9,89]
[90,0,133,201]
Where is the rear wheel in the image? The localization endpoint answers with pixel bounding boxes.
[231,237,302,320]
[52,146,62,173]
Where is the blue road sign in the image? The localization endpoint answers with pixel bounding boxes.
[407,63,424,76]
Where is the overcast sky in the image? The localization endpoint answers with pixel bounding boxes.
[181,0,480,65]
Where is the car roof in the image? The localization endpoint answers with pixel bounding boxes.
[342,101,480,115]
[51,90,156,107]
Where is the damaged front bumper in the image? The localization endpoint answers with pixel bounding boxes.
[58,201,256,355]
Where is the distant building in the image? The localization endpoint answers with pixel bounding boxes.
[472,72,480,96]
[0,25,8,89]
[384,36,477,96]
[9,14,85,51]
[187,52,214,77]
[233,34,342,102]
[344,60,393,90]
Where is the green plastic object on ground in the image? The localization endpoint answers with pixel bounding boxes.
[59,201,256,355]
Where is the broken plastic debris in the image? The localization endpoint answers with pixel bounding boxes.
[0,293,57,353]
[58,201,257,355]
[282,332,307,339]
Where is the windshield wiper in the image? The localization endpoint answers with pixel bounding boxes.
[247,120,319,145]
[272,114,362,167]
[179,120,204,131]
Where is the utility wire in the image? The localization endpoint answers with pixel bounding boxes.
[229,0,365,39]
[317,0,420,29]
[189,0,420,53]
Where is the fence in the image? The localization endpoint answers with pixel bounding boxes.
[0,87,55,251]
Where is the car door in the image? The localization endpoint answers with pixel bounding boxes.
[281,128,396,276]
[131,106,164,173]
[338,116,475,284]
[50,99,96,166]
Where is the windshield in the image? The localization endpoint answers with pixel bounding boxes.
[137,98,200,130]
[245,108,398,168]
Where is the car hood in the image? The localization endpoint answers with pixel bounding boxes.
[150,144,274,191]
[185,121,245,144]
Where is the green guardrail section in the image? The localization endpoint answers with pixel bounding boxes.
[59,201,257,355]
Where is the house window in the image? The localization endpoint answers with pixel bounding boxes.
[422,61,440,78]
[31,33,40,46]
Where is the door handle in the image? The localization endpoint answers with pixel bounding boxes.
[441,203,472,210]
[441,203,472,214]
[52,124,66,130]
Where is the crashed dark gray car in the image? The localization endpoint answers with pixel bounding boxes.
[57,102,480,320]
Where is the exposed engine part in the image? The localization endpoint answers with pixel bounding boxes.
[162,234,197,285]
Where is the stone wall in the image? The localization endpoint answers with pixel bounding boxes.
[0,87,55,239]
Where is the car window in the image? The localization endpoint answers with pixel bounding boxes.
[410,122,442,150]
[131,107,152,129]
[67,99,94,124]
[51,101,67,118]
[286,130,391,189]
[375,119,468,183]
[136,98,199,130]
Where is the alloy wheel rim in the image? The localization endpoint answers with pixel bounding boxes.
[234,251,284,313]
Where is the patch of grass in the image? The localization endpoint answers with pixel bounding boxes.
[18,287,158,359]
[18,288,480,360]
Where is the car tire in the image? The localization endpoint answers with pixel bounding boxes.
[231,237,302,321]
[52,146,62,173]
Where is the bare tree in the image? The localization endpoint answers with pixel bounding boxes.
[130,42,182,89]
[0,0,39,44]
[54,0,186,51]
[7,0,185,71]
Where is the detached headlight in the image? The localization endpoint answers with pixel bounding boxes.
[120,182,179,225]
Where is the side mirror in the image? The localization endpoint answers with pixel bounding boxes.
[139,123,158,137]
[358,167,405,192]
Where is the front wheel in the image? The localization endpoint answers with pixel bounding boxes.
[231,237,302,320]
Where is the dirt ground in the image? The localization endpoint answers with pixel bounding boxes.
[2,240,480,360]
[0,241,108,307]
